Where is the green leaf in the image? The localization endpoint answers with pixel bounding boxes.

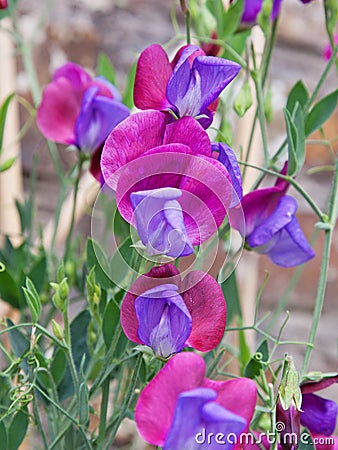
[96,52,117,85]
[298,429,315,450]
[57,310,91,401]
[86,238,112,290]
[6,319,30,373]
[27,253,47,294]
[79,382,89,424]
[220,270,242,325]
[122,62,136,109]
[0,264,22,309]
[0,156,16,173]
[220,0,244,39]
[244,339,269,378]
[22,277,41,323]
[305,89,338,136]
[0,93,15,155]
[7,407,29,450]
[286,80,309,114]
[109,236,134,290]
[284,103,305,176]
[103,299,120,348]
[50,349,67,386]
[0,421,7,449]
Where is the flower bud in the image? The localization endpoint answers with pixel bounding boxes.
[52,319,64,340]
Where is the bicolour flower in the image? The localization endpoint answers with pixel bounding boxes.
[230,164,315,267]
[121,264,226,358]
[135,352,257,449]
[134,44,241,128]
[101,110,237,257]
[37,62,130,155]
[300,375,338,437]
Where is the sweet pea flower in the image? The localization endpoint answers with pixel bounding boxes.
[0,0,8,10]
[135,352,257,449]
[121,264,226,358]
[300,375,338,437]
[230,164,315,267]
[37,62,130,155]
[101,110,238,258]
[230,0,282,25]
[134,44,241,128]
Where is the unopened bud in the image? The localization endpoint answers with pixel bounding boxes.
[52,319,64,340]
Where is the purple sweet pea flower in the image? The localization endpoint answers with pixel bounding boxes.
[135,352,257,449]
[300,375,338,437]
[236,0,282,25]
[37,62,130,155]
[134,44,241,128]
[121,264,226,357]
[230,165,315,267]
[101,110,236,257]
[130,188,194,258]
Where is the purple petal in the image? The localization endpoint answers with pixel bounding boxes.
[130,187,194,258]
[135,352,206,446]
[135,283,192,358]
[247,195,297,248]
[164,387,246,450]
[271,0,283,20]
[75,86,130,153]
[301,394,338,436]
[241,0,263,23]
[266,215,315,267]
[182,271,226,352]
[212,142,243,208]
[121,264,181,344]
[134,44,173,110]
[191,56,241,114]
[101,110,167,190]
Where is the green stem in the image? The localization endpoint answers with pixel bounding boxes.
[252,72,269,165]
[64,155,85,262]
[180,0,191,44]
[103,353,143,450]
[63,308,80,394]
[97,376,111,449]
[239,160,325,221]
[301,158,338,375]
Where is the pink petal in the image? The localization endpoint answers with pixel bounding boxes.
[182,271,226,351]
[135,352,206,446]
[164,116,211,156]
[37,76,81,145]
[115,148,232,245]
[134,44,173,110]
[101,110,167,190]
[121,265,181,343]
[53,62,92,88]
[301,375,338,394]
[203,377,257,426]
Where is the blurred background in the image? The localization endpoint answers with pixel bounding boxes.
[0,0,337,448]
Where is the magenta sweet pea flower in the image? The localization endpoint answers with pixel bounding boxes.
[101,110,237,258]
[37,62,130,154]
[0,0,8,9]
[300,375,338,437]
[134,44,241,128]
[135,352,257,449]
[121,264,226,358]
[230,165,315,267]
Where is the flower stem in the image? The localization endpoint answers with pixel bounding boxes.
[301,158,338,376]
[97,375,111,449]
[64,154,85,262]
[103,353,143,450]
[180,0,191,44]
